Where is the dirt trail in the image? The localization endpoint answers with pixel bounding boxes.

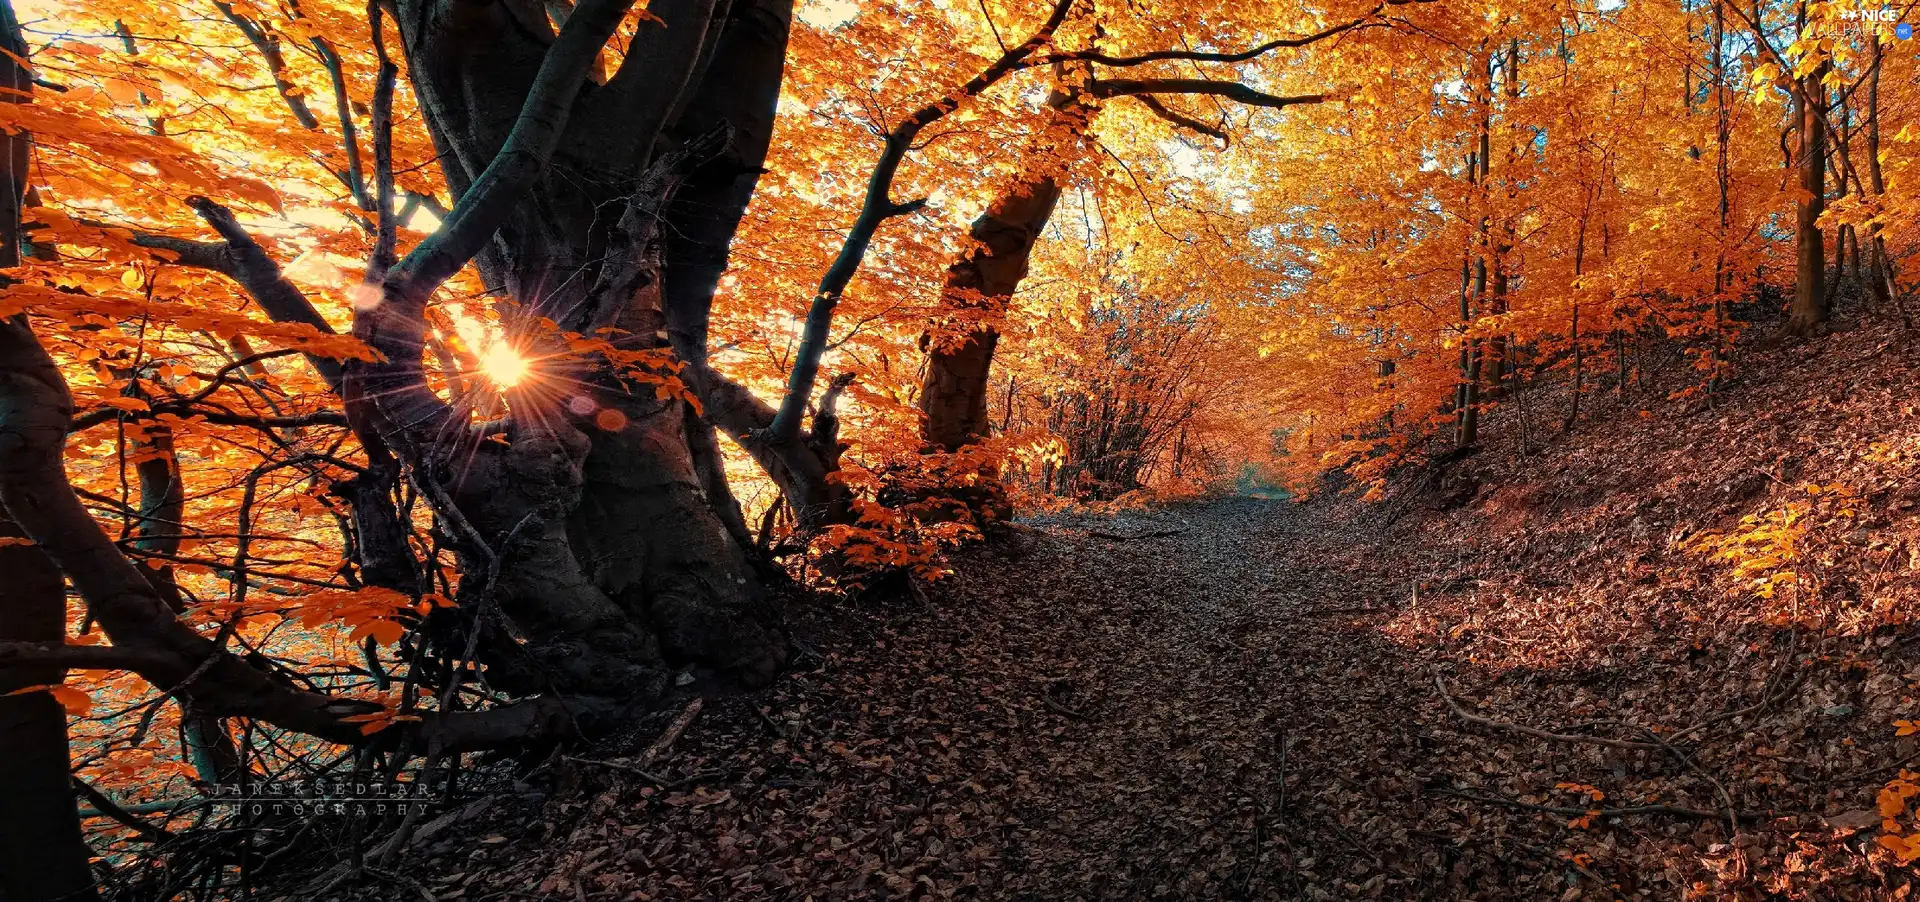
[373,499,1483,901]
[367,495,1878,901]
[988,499,1433,899]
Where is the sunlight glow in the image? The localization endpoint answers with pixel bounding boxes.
[480,343,530,388]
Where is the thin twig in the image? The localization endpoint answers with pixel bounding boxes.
[1434,673,1660,751]
[73,777,175,842]
[565,758,729,790]
[1087,526,1190,541]
[1429,787,1771,822]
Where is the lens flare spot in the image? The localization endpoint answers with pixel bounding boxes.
[480,343,529,388]
[593,408,628,432]
[567,395,597,416]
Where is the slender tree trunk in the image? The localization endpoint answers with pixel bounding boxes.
[1564,194,1589,432]
[660,0,802,545]
[1864,33,1901,319]
[1832,99,1856,310]
[1847,225,1863,293]
[919,85,1089,453]
[126,418,243,784]
[1615,326,1628,396]
[1711,0,1731,398]
[0,519,97,902]
[1786,2,1828,336]
[1457,51,1493,449]
[1833,221,1850,309]
[1484,41,1519,401]
[1452,184,1472,425]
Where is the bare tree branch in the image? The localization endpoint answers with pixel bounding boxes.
[367,0,399,279]
[310,34,371,210]
[70,403,347,433]
[0,641,176,672]
[1092,78,1326,109]
[1129,93,1228,142]
[184,196,346,391]
[212,1,320,130]
[1029,0,1435,69]
[0,315,575,750]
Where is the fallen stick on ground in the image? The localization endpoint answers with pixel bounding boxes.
[1434,673,1661,751]
[1617,720,1743,838]
[1429,787,1771,822]
[565,758,730,790]
[1041,696,1091,720]
[1087,526,1190,541]
[639,697,704,767]
[560,697,710,790]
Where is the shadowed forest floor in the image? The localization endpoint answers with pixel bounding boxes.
[296,324,1920,901]
[317,499,1465,901]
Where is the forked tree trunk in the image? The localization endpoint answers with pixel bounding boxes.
[0,0,816,782]
[372,0,796,690]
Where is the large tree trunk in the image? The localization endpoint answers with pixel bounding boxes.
[918,174,1064,452]
[0,3,99,893]
[653,0,858,537]
[660,0,797,545]
[911,84,1089,523]
[912,69,1336,456]
[0,518,97,902]
[66,0,805,701]
[374,0,793,690]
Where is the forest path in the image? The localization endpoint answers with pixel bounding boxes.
[393,497,1678,901]
[980,498,1437,899]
